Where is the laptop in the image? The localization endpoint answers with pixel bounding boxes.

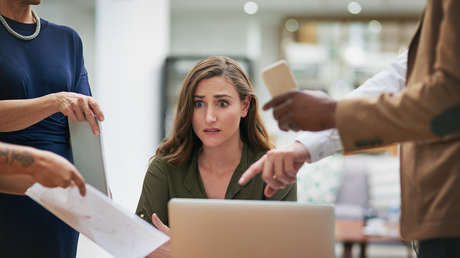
[168,199,335,258]
[68,120,110,196]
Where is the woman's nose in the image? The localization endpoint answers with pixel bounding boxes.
[205,107,217,123]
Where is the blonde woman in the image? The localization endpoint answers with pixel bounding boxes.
[136,56,296,257]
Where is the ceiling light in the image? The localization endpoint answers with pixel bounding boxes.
[348,1,362,15]
[244,1,258,15]
[368,20,382,33]
[285,19,300,32]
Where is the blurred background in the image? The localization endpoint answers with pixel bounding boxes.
[35,0,426,257]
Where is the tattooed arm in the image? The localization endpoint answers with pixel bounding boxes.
[0,142,86,196]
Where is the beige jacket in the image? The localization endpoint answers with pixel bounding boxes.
[336,0,460,240]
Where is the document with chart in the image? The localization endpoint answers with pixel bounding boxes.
[26,183,169,258]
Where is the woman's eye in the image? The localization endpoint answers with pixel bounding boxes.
[194,101,204,108]
[218,100,229,107]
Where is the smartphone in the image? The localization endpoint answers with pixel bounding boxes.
[262,60,298,97]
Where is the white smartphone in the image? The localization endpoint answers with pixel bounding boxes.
[262,60,298,97]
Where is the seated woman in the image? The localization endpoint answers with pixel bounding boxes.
[136,56,296,257]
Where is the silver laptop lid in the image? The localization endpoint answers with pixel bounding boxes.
[169,199,335,258]
[68,120,109,196]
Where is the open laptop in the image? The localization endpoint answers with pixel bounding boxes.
[68,120,110,196]
[168,199,335,258]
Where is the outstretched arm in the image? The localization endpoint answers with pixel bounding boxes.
[298,50,408,162]
[0,92,104,135]
[0,142,86,195]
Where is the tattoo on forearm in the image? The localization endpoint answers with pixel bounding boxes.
[0,150,10,163]
[11,152,34,167]
[0,149,10,164]
[0,147,34,168]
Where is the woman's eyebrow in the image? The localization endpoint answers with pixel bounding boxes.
[193,94,232,98]
[214,94,232,98]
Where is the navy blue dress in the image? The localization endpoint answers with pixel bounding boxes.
[0,16,90,258]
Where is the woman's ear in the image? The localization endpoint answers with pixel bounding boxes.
[241,96,251,118]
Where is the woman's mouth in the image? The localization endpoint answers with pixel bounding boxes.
[204,128,221,134]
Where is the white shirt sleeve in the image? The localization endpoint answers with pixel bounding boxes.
[297,50,408,162]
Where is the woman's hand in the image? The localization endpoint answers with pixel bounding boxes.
[53,92,105,135]
[0,93,104,133]
[151,213,170,236]
[146,213,171,258]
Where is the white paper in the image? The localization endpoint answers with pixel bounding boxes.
[25,183,169,258]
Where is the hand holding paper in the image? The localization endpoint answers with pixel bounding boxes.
[26,184,169,258]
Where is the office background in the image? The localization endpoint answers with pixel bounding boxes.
[35,0,425,257]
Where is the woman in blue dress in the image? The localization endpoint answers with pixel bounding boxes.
[0,0,104,257]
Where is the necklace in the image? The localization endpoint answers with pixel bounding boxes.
[0,10,40,40]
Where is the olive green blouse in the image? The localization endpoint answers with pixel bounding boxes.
[136,143,297,226]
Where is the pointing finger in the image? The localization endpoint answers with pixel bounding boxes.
[239,155,266,185]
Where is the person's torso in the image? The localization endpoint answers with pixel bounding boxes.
[400,0,460,240]
[166,145,269,200]
[161,144,296,202]
[0,16,86,258]
[0,17,89,156]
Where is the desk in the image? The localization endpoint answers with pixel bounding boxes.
[335,219,410,258]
